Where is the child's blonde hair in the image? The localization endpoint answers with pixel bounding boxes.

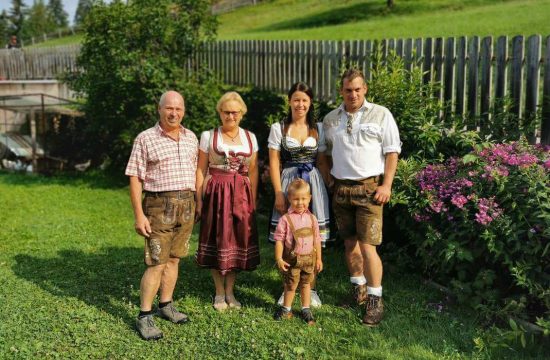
[287,178,311,197]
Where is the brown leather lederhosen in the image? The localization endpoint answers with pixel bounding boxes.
[281,213,317,289]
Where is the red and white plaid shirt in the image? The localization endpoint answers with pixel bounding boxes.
[125,123,198,192]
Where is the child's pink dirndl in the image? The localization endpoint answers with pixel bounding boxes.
[196,128,260,274]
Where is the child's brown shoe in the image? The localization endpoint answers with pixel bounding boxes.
[273,306,293,320]
[300,308,315,325]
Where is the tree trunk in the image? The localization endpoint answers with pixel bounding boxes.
[387,0,394,8]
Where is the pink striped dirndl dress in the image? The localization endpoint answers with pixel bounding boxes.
[195,128,260,274]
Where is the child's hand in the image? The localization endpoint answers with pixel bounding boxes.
[276,258,290,272]
[315,260,323,274]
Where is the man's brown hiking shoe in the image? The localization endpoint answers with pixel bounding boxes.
[362,295,384,326]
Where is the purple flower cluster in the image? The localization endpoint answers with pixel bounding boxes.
[474,197,503,225]
[413,141,549,226]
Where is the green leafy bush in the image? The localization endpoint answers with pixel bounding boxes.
[67,0,220,173]
[393,141,550,324]
[367,52,479,161]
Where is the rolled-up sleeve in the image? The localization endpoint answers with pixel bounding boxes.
[267,123,282,151]
[382,111,402,154]
[273,215,290,243]
[125,136,147,179]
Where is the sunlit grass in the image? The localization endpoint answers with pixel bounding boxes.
[0,171,547,358]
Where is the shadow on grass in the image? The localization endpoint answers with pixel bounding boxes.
[10,243,295,327]
[0,169,127,190]
[255,2,428,32]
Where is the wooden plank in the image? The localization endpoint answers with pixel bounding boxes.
[433,37,444,101]
[396,38,404,58]
[365,40,373,82]
[510,35,524,118]
[244,40,249,86]
[423,38,433,84]
[480,36,493,129]
[495,36,508,102]
[453,38,466,116]
[388,38,395,55]
[314,41,321,99]
[381,38,388,64]
[443,37,455,117]
[350,40,361,69]
[404,38,413,71]
[541,35,550,145]
[332,41,341,102]
[525,34,541,143]
[414,37,423,70]
[467,36,480,125]
[277,40,283,92]
[323,40,331,101]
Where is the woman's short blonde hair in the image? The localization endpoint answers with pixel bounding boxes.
[216,91,248,116]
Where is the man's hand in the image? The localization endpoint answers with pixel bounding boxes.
[134,214,151,237]
[373,184,392,204]
[276,258,290,272]
[195,200,202,223]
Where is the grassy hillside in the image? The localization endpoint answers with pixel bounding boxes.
[28,0,550,47]
[217,0,550,40]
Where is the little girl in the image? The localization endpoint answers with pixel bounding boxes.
[273,178,323,325]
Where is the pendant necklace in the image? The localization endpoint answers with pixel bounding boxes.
[224,129,239,143]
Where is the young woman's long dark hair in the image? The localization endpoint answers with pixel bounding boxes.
[283,82,318,139]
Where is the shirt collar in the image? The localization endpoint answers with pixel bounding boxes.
[287,207,312,216]
[337,99,372,115]
[155,122,187,137]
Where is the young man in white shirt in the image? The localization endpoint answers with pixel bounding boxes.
[318,68,401,326]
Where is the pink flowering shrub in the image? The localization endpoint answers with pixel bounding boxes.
[393,141,550,320]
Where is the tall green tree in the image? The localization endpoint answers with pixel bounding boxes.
[0,11,9,44]
[69,0,220,170]
[47,0,68,28]
[25,0,56,38]
[73,0,93,26]
[8,0,28,36]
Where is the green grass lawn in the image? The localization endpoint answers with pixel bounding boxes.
[0,171,546,359]
[217,0,550,40]
[26,34,83,49]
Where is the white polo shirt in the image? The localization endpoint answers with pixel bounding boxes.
[323,100,401,180]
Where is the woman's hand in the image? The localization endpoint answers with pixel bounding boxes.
[274,191,287,214]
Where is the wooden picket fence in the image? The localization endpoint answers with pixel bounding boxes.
[0,45,80,81]
[1,35,549,143]
[197,35,549,144]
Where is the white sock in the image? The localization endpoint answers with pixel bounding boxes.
[283,306,291,311]
[350,276,367,286]
[367,286,382,297]
[302,306,310,310]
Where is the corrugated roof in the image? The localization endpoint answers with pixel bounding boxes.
[0,94,83,117]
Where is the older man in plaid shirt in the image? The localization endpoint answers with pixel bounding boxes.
[125,90,198,340]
